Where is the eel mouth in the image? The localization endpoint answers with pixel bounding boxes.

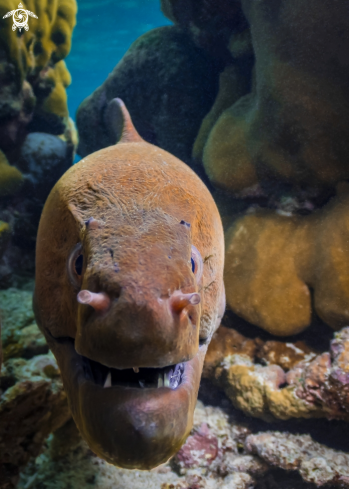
[83,355,185,389]
[46,333,206,470]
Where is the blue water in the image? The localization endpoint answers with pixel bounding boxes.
[65,0,171,122]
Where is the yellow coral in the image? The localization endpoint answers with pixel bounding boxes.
[0,150,23,197]
[193,65,249,163]
[222,357,322,421]
[41,60,71,119]
[0,0,76,80]
[224,188,349,335]
[0,0,76,131]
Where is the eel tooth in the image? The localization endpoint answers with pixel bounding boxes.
[164,368,173,388]
[103,371,112,388]
[157,373,164,388]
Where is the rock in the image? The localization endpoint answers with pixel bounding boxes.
[76,26,221,166]
[17,132,73,202]
[160,0,246,60]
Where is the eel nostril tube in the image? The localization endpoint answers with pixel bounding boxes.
[170,292,201,314]
[77,290,111,312]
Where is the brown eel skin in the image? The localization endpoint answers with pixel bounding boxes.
[33,99,225,469]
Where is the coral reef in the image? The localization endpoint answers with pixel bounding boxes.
[205,324,349,423]
[0,287,70,489]
[0,287,47,361]
[246,432,349,487]
[0,0,77,148]
[76,26,221,165]
[0,0,77,286]
[0,354,70,489]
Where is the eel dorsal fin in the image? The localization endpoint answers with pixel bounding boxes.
[104,97,143,144]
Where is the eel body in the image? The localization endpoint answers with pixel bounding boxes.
[34,99,225,469]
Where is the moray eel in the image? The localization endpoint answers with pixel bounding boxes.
[34,99,225,469]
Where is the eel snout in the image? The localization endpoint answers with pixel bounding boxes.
[75,286,201,369]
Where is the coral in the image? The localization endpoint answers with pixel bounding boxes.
[0,286,70,488]
[256,340,316,372]
[221,354,322,421]
[0,0,77,285]
[192,64,252,164]
[76,26,221,165]
[203,324,316,381]
[0,0,77,148]
[0,354,70,489]
[171,401,267,483]
[0,286,48,361]
[245,432,349,487]
[29,60,72,134]
[203,325,259,379]
[208,325,349,422]
[0,150,23,198]
[199,0,349,195]
[224,189,349,335]
[0,131,75,285]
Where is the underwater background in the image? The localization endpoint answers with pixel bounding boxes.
[65,0,170,128]
[1,0,349,488]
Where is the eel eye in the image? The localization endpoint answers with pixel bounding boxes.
[191,257,195,273]
[75,254,83,276]
[67,243,83,287]
[191,245,203,283]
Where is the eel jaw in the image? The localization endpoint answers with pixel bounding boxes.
[46,334,206,469]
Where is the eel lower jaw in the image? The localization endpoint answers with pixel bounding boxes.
[45,331,206,469]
